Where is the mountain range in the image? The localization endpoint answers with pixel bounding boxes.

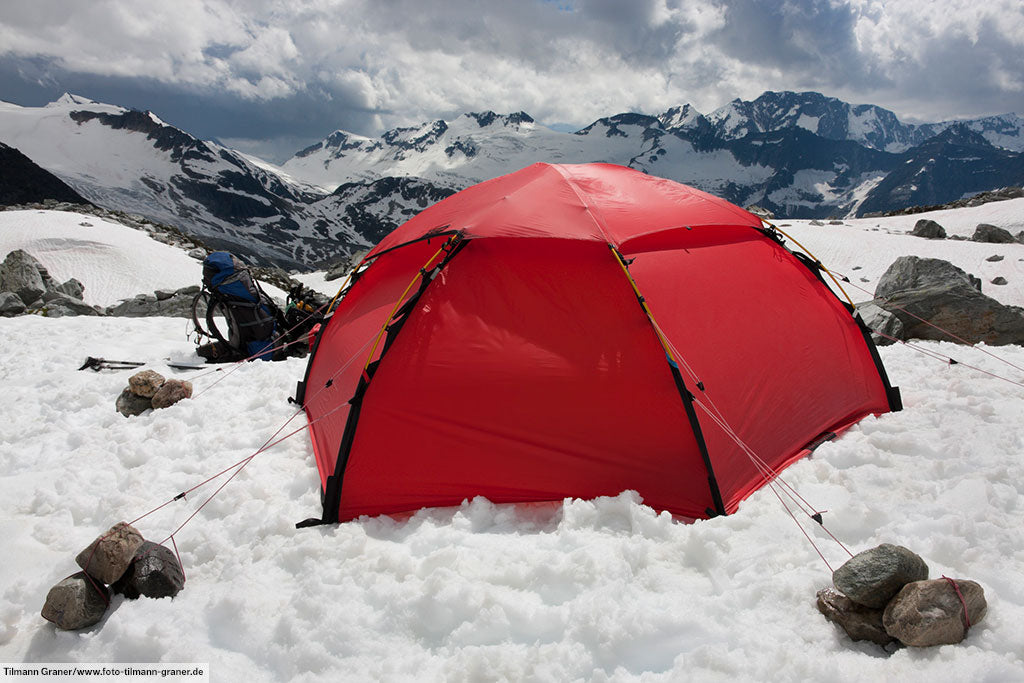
[2,91,1023,268]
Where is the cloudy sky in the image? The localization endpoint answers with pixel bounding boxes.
[1,0,1022,162]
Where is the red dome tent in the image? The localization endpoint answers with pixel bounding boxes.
[295,163,900,524]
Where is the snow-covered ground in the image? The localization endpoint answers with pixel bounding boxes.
[1,200,1023,681]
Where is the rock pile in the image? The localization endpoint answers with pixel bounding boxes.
[41,522,185,630]
[856,256,1024,345]
[816,544,987,649]
[116,369,192,417]
[0,249,102,317]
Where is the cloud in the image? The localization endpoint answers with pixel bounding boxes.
[0,0,1021,147]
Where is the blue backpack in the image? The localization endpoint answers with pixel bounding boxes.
[193,252,280,361]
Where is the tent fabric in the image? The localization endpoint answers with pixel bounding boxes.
[300,162,899,523]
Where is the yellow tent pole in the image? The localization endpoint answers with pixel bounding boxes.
[763,220,856,308]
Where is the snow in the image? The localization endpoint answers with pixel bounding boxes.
[0,210,202,306]
[2,202,1024,681]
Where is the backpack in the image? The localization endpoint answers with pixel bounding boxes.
[192,252,281,361]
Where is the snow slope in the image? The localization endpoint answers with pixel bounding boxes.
[1,203,1023,682]
[0,210,203,306]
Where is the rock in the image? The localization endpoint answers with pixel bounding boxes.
[128,370,166,398]
[151,379,193,409]
[41,294,102,317]
[910,219,946,239]
[75,522,145,585]
[1017,230,1024,245]
[40,572,110,630]
[154,289,175,301]
[869,256,1024,345]
[188,248,206,259]
[883,578,987,647]
[809,219,825,226]
[828,220,844,225]
[0,291,27,316]
[816,587,895,646]
[832,544,929,609]
[54,277,85,299]
[971,223,1015,243]
[112,541,185,599]
[116,388,152,417]
[0,249,47,304]
[986,254,1004,262]
[106,290,202,318]
[745,204,774,219]
[856,302,903,345]
[992,277,1008,286]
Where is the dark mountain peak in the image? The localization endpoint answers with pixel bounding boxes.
[922,123,994,148]
[464,111,535,128]
[575,112,661,138]
[0,142,90,205]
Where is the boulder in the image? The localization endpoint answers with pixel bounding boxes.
[868,256,1024,345]
[971,223,1015,243]
[910,219,946,239]
[816,587,895,646]
[54,277,85,299]
[75,522,145,584]
[40,572,110,630]
[116,388,152,417]
[985,254,1004,262]
[883,578,986,647]
[151,379,193,409]
[0,249,46,304]
[112,541,185,599]
[128,370,166,398]
[41,294,102,317]
[106,287,203,318]
[832,544,929,609]
[855,302,903,346]
[0,291,26,316]
[992,277,1008,286]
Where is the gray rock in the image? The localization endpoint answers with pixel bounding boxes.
[972,223,1016,244]
[106,291,200,318]
[0,291,26,316]
[151,379,193,409]
[40,572,110,630]
[75,522,145,585]
[833,544,929,609]
[54,277,85,299]
[828,220,844,225]
[992,277,1008,286]
[883,578,986,647]
[42,294,102,317]
[154,289,175,301]
[986,254,1005,262]
[816,587,895,646]
[1017,230,1024,245]
[911,219,946,239]
[112,541,185,599]
[0,249,46,304]
[870,256,1024,345]
[809,219,825,226]
[128,370,166,398]
[855,303,903,346]
[116,388,152,417]
[188,248,206,260]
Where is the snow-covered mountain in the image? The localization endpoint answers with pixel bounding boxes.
[0,95,440,268]
[3,92,1023,268]
[701,91,1024,153]
[281,92,1024,221]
